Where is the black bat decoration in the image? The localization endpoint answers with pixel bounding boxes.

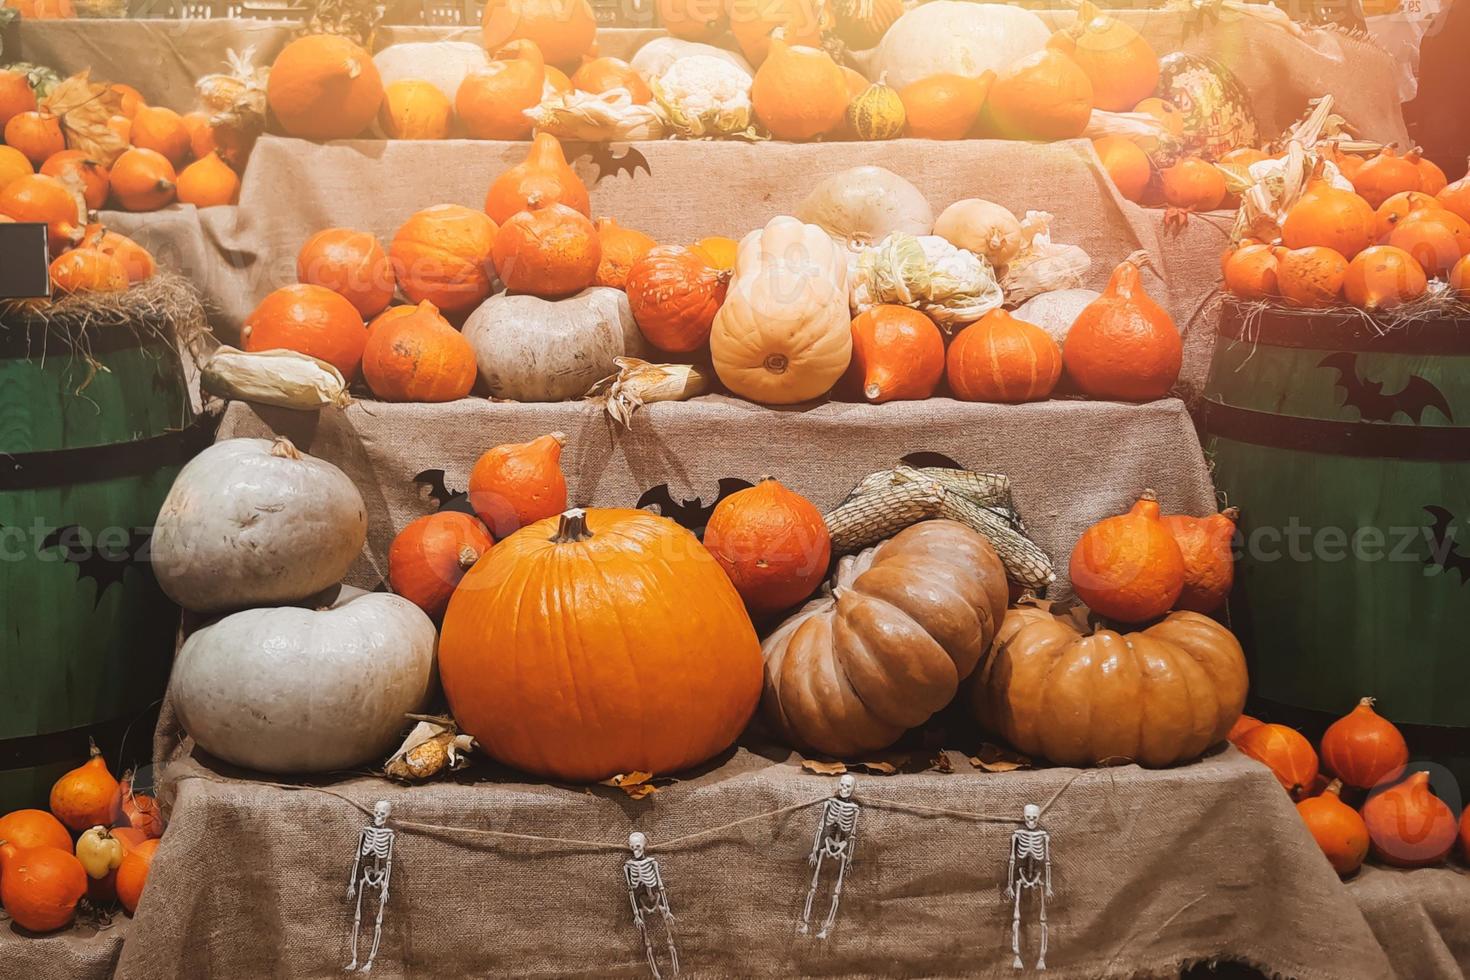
[1423,506,1470,585]
[411,468,477,516]
[41,524,153,608]
[899,451,966,470]
[577,143,651,184]
[1318,353,1454,424]
[637,478,754,536]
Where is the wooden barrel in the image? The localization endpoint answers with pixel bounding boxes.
[0,307,198,812]
[1204,302,1470,786]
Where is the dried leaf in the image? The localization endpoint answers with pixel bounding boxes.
[601,771,660,799]
[969,743,1032,773]
[852,760,899,775]
[800,759,848,776]
[930,751,955,774]
[42,71,127,167]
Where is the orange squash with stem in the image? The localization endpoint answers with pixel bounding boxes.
[389,511,494,617]
[467,432,568,537]
[844,304,945,403]
[1069,489,1185,623]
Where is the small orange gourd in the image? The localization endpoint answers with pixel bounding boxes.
[40,150,109,210]
[843,304,945,403]
[242,284,369,380]
[361,300,477,403]
[484,132,590,224]
[0,173,84,251]
[493,203,600,298]
[0,809,71,853]
[1227,714,1263,746]
[267,34,383,141]
[728,0,828,64]
[978,48,1093,142]
[50,248,129,294]
[4,111,64,166]
[467,432,569,537]
[0,69,38,131]
[1236,723,1320,798]
[115,837,160,914]
[79,224,155,283]
[1069,489,1186,623]
[899,72,990,141]
[571,56,652,104]
[624,245,729,353]
[1275,245,1348,309]
[297,227,395,318]
[1343,245,1427,311]
[1063,259,1181,402]
[1386,208,1470,278]
[1281,162,1376,260]
[1436,157,1470,223]
[379,79,452,140]
[175,152,240,208]
[109,148,177,212]
[1047,1,1158,112]
[1320,697,1409,790]
[0,842,88,932]
[1363,771,1458,868]
[1410,150,1448,195]
[390,204,499,313]
[1093,135,1150,204]
[1351,146,1423,209]
[481,0,596,67]
[388,511,495,617]
[1159,506,1238,614]
[1223,243,1279,300]
[703,477,831,615]
[182,110,216,160]
[49,743,119,832]
[1374,190,1442,239]
[656,0,727,41]
[1161,157,1226,211]
[1297,780,1370,876]
[751,39,848,141]
[129,105,191,168]
[457,39,546,141]
[593,217,657,289]
[947,309,1062,404]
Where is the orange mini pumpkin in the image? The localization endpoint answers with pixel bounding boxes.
[594,217,657,289]
[1236,723,1319,798]
[49,743,119,832]
[571,56,652,104]
[176,152,240,209]
[656,0,727,41]
[1436,157,1470,224]
[379,79,452,140]
[458,40,546,141]
[1297,780,1369,877]
[1282,162,1375,260]
[1223,243,1279,300]
[0,145,31,197]
[40,150,109,211]
[130,105,191,168]
[267,34,383,141]
[1343,245,1427,312]
[1161,157,1226,211]
[1320,697,1409,791]
[389,511,495,617]
[484,132,590,224]
[751,39,848,141]
[1386,208,1470,279]
[297,227,396,319]
[624,245,729,353]
[50,248,129,294]
[0,809,71,853]
[1374,190,1442,240]
[1047,1,1158,112]
[0,69,38,132]
[0,842,87,933]
[362,300,478,403]
[1363,771,1458,868]
[900,72,990,141]
[390,204,499,313]
[1410,150,1448,196]
[843,304,945,403]
[947,309,1062,404]
[79,224,155,283]
[1093,135,1150,204]
[242,284,369,380]
[467,432,568,537]
[703,477,831,615]
[978,48,1093,142]
[1159,506,1238,614]
[0,172,84,251]
[1351,146,1423,209]
[115,837,160,914]
[1276,245,1348,309]
[482,0,596,67]
[1069,489,1185,623]
[109,148,177,212]
[1227,714,1263,746]
[1063,259,1181,402]
[4,111,64,167]
[492,203,600,298]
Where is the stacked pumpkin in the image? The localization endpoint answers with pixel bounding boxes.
[1223,149,1470,311]
[1231,701,1470,877]
[0,745,166,933]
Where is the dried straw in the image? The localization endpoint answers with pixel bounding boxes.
[1,272,209,362]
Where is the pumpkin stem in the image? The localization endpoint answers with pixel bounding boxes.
[270,436,303,461]
[88,736,101,760]
[1325,778,1344,797]
[864,382,883,401]
[457,546,480,570]
[1220,506,1241,521]
[1357,695,1376,708]
[1138,488,1158,502]
[548,431,567,447]
[553,508,593,543]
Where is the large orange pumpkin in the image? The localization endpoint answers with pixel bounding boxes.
[439,508,763,781]
[1047,1,1158,112]
[899,72,990,141]
[361,300,478,403]
[947,309,1062,404]
[1343,245,1427,312]
[1386,208,1470,279]
[594,217,657,289]
[1351,146,1423,210]
[482,0,596,67]
[388,511,494,618]
[1373,190,1442,240]
[40,150,109,211]
[750,39,848,141]
[1070,490,1185,623]
[843,304,944,403]
[0,172,84,252]
[0,842,87,933]
[390,204,499,313]
[702,477,831,615]
[978,48,1093,142]
[242,284,369,380]
[267,34,383,141]
[1276,245,1348,309]
[297,228,395,319]
[467,432,568,536]
[624,245,729,353]
[457,40,546,141]
[484,132,589,224]
[50,248,129,294]
[1320,697,1409,791]
[1062,259,1181,401]
[492,203,600,298]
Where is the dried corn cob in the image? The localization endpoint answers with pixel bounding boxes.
[846,465,1012,508]
[937,492,1056,588]
[824,481,946,553]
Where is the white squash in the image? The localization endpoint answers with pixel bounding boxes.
[857,2,1050,91]
[709,216,851,405]
[151,437,366,613]
[631,37,753,82]
[933,199,1024,268]
[796,166,934,252]
[373,42,491,101]
[462,286,648,402]
[173,587,436,774]
[1012,288,1102,345]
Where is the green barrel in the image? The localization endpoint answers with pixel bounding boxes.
[1204,302,1470,786]
[0,307,196,812]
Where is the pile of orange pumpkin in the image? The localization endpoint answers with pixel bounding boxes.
[1231,702,1470,877]
[0,744,164,934]
[1223,148,1470,312]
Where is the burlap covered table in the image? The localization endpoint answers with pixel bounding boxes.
[0,916,129,980]
[111,746,1399,980]
[1348,864,1470,980]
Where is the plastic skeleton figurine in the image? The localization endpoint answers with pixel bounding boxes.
[624,832,679,979]
[799,773,860,939]
[1004,803,1054,971]
[345,800,396,973]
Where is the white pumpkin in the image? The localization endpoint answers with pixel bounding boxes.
[631,37,753,82]
[462,286,648,402]
[173,587,436,774]
[796,166,934,252]
[151,437,366,613]
[857,2,1051,91]
[373,42,491,101]
[1012,288,1102,345]
[709,216,851,405]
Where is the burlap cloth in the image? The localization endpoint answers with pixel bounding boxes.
[1348,864,1470,980]
[0,918,128,980]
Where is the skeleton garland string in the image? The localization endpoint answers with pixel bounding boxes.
[800,774,861,939]
[624,832,679,979]
[1006,804,1054,972]
[345,800,397,974]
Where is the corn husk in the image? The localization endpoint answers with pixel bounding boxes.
[1082,108,1170,142]
[850,233,1003,331]
[525,89,667,142]
[999,211,1091,305]
[586,357,710,426]
[202,346,350,411]
[384,718,475,782]
[42,71,128,167]
[197,49,269,170]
